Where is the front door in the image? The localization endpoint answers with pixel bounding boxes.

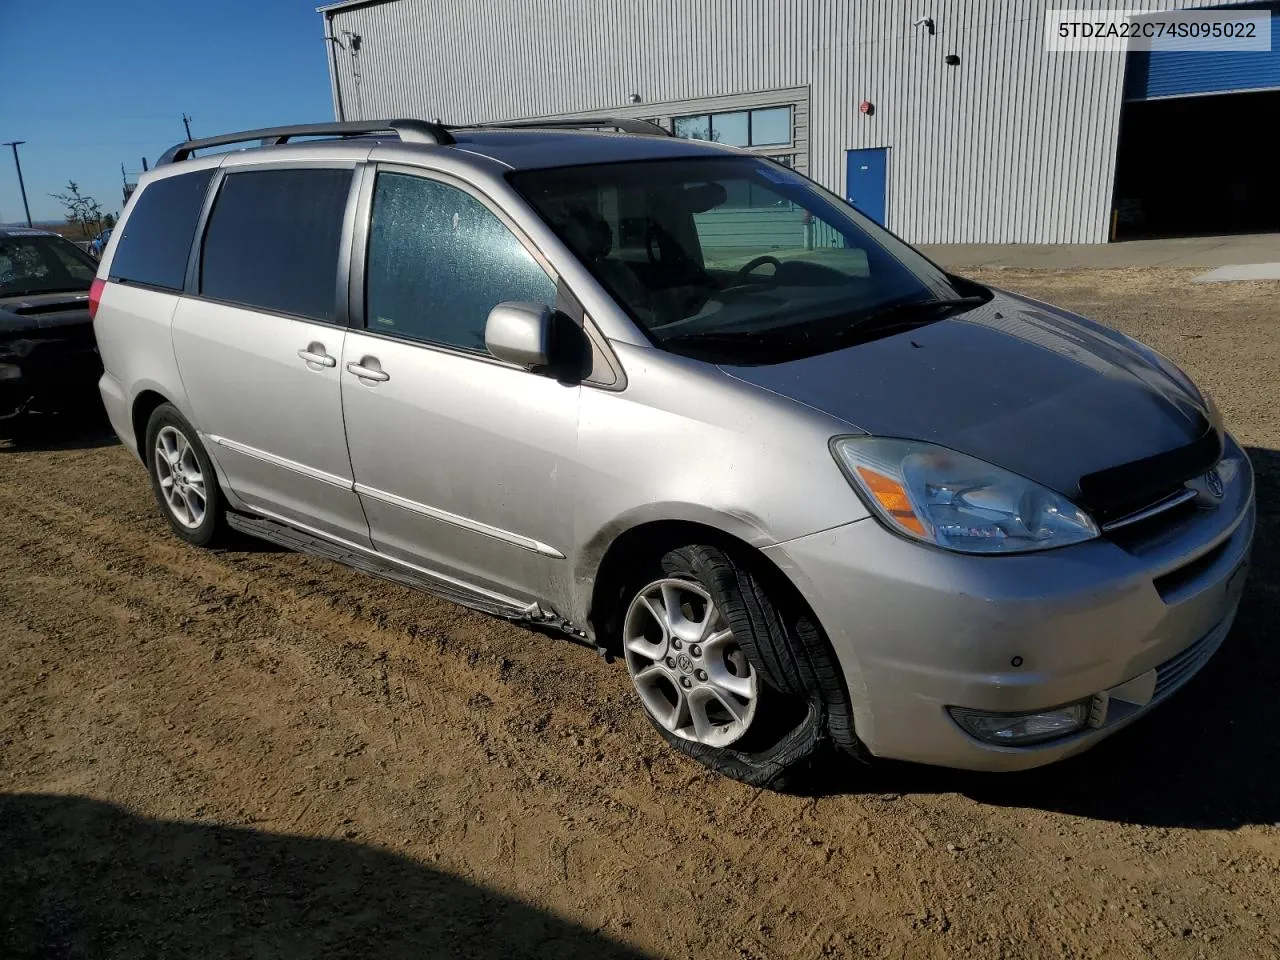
[340,167,580,605]
[171,164,371,546]
[845,147,889,226]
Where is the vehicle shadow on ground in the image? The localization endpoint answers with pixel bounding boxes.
[0,793,651,960]
[0,405,119,452]
[816,445,1280,831]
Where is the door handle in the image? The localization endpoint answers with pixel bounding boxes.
[298,346,337,368]
[346,360,390,382]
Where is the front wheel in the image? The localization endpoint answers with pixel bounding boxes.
[144,404,228,547]
[620,543,857,789]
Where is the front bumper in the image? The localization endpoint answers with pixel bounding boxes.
[765,435,1256,772]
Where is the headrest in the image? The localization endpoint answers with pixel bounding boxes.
[560,205,613,260]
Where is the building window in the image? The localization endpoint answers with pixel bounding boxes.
[673,106,793,148]
[749,107,791,145]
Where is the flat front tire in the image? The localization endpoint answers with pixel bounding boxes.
[621,543,858,790]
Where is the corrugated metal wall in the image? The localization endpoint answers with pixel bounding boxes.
[322,0,1220,243]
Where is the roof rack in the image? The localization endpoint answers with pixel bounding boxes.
[470,117,673,137]
[155,119,455,166]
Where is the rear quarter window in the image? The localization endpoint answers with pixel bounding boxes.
[109,169,215,290]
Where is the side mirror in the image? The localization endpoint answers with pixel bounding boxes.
[485,301,555,368]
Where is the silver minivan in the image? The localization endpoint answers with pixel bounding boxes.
[92,119,1254,787]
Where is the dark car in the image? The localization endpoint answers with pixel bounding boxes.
[0,228,104,439]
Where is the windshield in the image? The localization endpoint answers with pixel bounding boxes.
[510,156,963,361]
[0,235,97,298]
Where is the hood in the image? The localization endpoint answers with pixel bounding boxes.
[720,290,1212,506]
[0,291,92,335]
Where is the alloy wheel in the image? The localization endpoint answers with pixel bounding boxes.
[623,577,759,748]
[154,425,207,530]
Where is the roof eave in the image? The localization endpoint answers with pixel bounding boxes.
[316,0,396,15]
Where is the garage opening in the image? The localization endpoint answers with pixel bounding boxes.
[1112,4,1280,240]
[1112,89,1280,239]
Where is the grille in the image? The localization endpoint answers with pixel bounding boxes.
[1101,487,1197,534]
[1078,426,1221,526]
[1152,619,1229,701]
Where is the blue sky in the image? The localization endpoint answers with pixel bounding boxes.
[1,0,334,224]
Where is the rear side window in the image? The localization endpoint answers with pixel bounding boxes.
[109,169,214,290]
[200,167,353,322]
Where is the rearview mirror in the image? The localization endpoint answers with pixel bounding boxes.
[485,301,555,368]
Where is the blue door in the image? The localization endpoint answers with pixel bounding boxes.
[845,148,888,226]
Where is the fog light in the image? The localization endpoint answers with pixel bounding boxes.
[949,700,1091,746]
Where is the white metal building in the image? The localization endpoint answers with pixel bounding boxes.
[319,0,1280,244]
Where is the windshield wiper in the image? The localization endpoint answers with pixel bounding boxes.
[851,294,987,332]
[662,295,985,347]
[658,293,988,362]
[660,328,800,350]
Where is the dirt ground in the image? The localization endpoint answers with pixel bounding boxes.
[2,268,1278,959]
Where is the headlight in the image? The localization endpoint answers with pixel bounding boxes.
[832,437,1098,554]
[0,362,22,381]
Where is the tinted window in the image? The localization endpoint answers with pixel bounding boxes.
[0,235,97,296]
[110,169,214,290]
[47,239,98,282]
[365,172,556,353]
[201,167,352,322]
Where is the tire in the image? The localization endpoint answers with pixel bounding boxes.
[144,404,228,547]
[619,543,858,790]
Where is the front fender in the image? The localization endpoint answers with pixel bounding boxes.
[572,498,773,597]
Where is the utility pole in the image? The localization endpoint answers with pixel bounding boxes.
[3,141,32,227]
[182,114,193,141]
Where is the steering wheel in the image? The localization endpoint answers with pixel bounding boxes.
[732,255,782,284]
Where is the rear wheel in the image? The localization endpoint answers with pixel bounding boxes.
[144,404,228,547]
[620,542,857,789]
